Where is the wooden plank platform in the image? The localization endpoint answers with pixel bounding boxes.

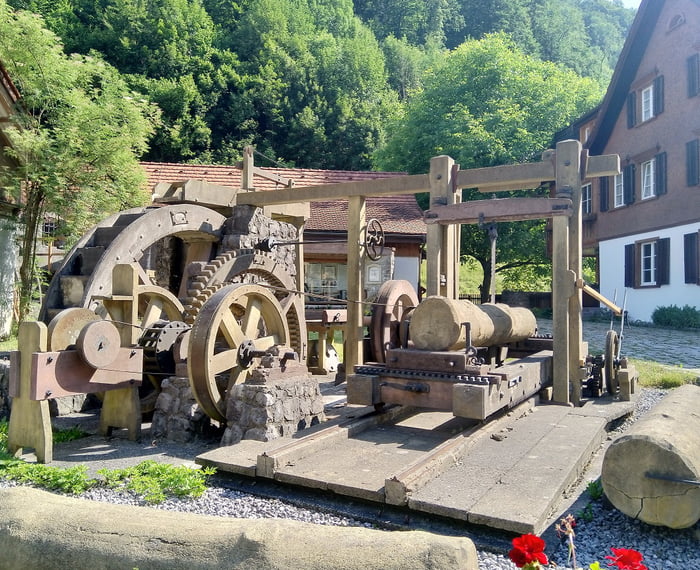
[196,394,636,535]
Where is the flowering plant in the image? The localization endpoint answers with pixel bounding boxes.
[508,515,647,570]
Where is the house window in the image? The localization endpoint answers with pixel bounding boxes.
[627,76,664,127]
[614,173,624,207]
[641,159,655,199]
[641,85,654,122]
[685,231,699,284]
[640,241,656,285]
[625,238,670,288]
[581,183,592,214]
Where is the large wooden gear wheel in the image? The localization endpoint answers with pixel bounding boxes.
[370,280,419,363]
[188,283,291,423]
[183,250,306,361]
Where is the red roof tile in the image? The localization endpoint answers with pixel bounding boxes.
[141,162,427,236]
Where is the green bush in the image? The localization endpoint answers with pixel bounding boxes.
[651,305,700,329]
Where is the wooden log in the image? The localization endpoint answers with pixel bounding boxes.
[408,296,537,351]
[601,384,700,529]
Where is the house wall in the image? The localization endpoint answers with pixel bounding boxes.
[586,0,700,320]
[599,221,700,322]
[0,216,17,338]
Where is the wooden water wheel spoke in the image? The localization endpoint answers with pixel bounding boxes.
[220,309,245,347]
[240,297,263,338]
[211,349,239,375]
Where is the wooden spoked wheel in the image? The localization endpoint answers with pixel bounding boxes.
[135,286,186,413]
[605,329,620,394]
[370,280,419,363]
[188,283,290,423]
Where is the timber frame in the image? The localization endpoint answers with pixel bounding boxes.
[238,140,620,406]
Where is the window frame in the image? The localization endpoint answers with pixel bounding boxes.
[641,85,654,122]
[641,159,656,199]
[640,240,657,286]
[614,173,625,208]
[581,183,592,214]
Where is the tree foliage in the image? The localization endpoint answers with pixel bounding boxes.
[0,1,159,320]
[375,34,603,299]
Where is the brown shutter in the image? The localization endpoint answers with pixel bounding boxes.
[627,92,636,128]
[624,244,636,287]
[653,76,664,115]
[599,177,609,212]
[655,152,667,195]
[657,237,670,286]
[685,232,699,284]
[688,54,699,98]
[687,139,699,186]
[623,163,635,205]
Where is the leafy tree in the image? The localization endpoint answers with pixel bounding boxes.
[0,1,159,321]
[375,33,602,299]
[353,0,464,46]
[211,0,400,169]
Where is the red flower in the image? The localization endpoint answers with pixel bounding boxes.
[508,534,549,568]
[605,547,648,570]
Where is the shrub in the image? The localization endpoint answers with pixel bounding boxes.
[651,304,700,329]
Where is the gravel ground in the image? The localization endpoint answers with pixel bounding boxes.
[2,388,698,569]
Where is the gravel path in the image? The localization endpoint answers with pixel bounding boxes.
[3,388,697,569]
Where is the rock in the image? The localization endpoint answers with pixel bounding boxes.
[0,487,478,570]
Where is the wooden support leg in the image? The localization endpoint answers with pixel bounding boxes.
[7,322,53,463]
[99,264,142,441]
[99,386,141,441]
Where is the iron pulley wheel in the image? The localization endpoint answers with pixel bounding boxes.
[364,218,385,261]
[370,280,419,363]
[605,329,620,394]
[187,283,291,423]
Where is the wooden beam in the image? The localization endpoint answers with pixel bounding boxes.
[585,153,620,178]
[424,197,573,225]
[236,174,430,205]
[455,161,555,192]
[577,280,622,315]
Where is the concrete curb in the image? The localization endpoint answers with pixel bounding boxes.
[0,486,479,570]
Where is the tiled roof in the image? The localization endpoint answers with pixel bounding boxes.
[141,162,427,236]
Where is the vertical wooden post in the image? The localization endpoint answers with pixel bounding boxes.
[7,321,52,463]
[242,146,255,191]
[100,264,141,440]
[426,156,458,298]
[567,142,584,406]
[552,140,580,405]
[345,196,366,371]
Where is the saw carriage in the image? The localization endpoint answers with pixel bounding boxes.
[8,140,636,468]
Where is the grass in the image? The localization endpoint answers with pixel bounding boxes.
[0,419,215,501]
[631,358,698,389]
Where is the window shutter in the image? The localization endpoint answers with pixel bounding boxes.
[624,244,636,287]
[687,139,699,186]
[599,177,609,212]
[688,54,700,97]
[655,152,667,195]
[657,237,670,286]
[684,232,699,284]
[653,75,664,115]
[623,163,635,205]
[626,92,636,128]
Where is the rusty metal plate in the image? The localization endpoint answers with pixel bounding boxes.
[30,348,143,400]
